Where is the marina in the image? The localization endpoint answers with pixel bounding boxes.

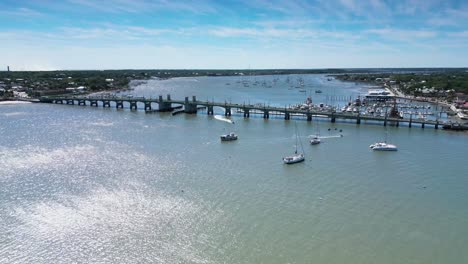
[1,74,467,264]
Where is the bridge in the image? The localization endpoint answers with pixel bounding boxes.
[40,94,444,129]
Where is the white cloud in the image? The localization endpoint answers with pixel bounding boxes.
[67,0,217,14]
[366,28,438,39]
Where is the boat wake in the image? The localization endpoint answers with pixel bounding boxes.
[308,135,343,139]
[214,115,235,124]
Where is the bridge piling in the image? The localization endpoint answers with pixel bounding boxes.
[263,110,269,119]
[116,101,123,109]
[103,101,110,108]
[225,107,231,116]
[144,102,152,111]
[90,100,98,107]
[130,101,137,110]
[285,112,290,120]
[207,105,214,115]
[243,108,250,118]
[184,97,197,114]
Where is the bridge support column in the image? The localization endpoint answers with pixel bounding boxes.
[435,121,439,129]
[396,121,399,127]
[103,101,110,108]
[184,97,197,114]
[78,100,86,106]
[144,102,152,111]
[421,122,425,129]
[243,108,249,118]
[409,115,412,128]
[207,106,214,115]
[90,100,98,107]
[331,114,336,123]
[158,95,171,111]
[285,112,290,120]
[225,107,231,116]
[130,102,137,110]
[307,113,312,122]
[116,101,123,109]
[263,111,269,119]
[356,117,361,124]
[66,99,74,105]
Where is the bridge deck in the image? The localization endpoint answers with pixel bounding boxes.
[41,96,443,126]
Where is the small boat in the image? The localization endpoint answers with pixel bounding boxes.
[283,153,305,164]
[220,132,238,141]
[370,130,397,151]
[369,142,397,151]
[283,122,305,164]
[310,117,321,145]
[315,89,322,93]
[310,137,320,145]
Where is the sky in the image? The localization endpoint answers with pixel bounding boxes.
[0,0,467,70]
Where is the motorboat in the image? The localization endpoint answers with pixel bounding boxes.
[220,132,238,141]
[369,142,397,151]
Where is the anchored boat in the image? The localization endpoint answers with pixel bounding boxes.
[220,132,238,141]
[283,123,305,164]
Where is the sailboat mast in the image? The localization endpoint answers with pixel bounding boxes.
[295,122,298,154]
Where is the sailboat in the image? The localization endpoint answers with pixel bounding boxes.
[310,118,321,145]
[369,129,397,151]
[283,122,305,164]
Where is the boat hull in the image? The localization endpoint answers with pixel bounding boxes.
[283,154,305,164]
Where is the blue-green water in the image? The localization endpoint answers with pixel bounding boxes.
[1,75,467,263]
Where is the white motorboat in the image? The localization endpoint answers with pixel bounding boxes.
[369,142,397,151]
[220,132,238,141]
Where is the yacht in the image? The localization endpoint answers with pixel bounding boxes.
[370,130,397,151]
[283,122,305,164]
[310,136,321,145]
[369,142,397,151]
[220,132,238,141]
[283,153,305,164]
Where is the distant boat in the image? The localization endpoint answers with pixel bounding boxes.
[220,132,238,141]
[315,89,322,93]
[283,122,305,164]
[370,130,397,151]
[310,117,321,145]
[369,142,397,151]
[310,136,320,145]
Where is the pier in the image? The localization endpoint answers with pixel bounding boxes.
[40,94,450,129]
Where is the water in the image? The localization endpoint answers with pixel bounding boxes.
[1,75,467,263]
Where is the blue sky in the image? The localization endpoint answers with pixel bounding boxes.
[0,0,467,70]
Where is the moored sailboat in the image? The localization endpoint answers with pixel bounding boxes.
[283,123,305,164]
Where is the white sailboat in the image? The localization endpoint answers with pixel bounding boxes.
[369,129,397,151]
[283,123,305,164]
[310,118,321,145]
